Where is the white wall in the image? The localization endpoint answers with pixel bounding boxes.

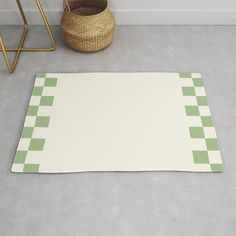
[1,0,236,25]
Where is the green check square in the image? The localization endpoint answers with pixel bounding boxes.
[21,127,34,138]
[23,164,40,173]
[185,106,200,116]
[45,78,57,87]
[189,127,205,138]
[40,96,54,106]
[36,73,46,78]
[197,96,208,106]
[206,138,219,150]
[32,87,43,96]
[14,151,27,164]
[27,106,38,116]
[193,151,209,164]
[179,72,192,78]
[35,116,50,127]
[201,116,213,127]
[29,138,45,151]
[193,78,203,87]
[210,164,224,172]
[182,87,196,96]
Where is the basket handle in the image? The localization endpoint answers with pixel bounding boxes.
[63,0,71,12]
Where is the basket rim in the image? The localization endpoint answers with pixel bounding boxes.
[64,2,109,18]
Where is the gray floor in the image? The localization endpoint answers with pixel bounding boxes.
[0,26,236,236]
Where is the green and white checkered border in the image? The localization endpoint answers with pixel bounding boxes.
[12,73,58,173]
[179,72,223,172]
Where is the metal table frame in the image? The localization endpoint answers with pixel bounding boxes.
[0,0,57,73]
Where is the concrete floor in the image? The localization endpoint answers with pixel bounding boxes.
[0,26,236,236]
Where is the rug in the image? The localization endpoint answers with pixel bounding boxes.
[12,73,223,173]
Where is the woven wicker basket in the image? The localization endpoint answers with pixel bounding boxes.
[61,0,115,52]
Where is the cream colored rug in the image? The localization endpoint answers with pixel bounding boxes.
[12,73,223,173]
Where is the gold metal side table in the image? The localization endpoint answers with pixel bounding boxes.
[0,0,57,73]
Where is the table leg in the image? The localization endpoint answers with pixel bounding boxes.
[0,0,57,73]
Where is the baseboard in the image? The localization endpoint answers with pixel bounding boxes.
[1,9,236,25]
